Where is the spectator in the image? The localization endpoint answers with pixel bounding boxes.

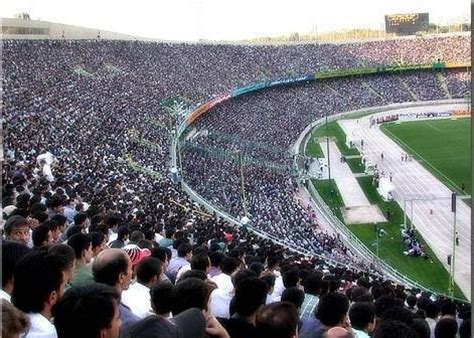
[261,273,278,304]
[219,277,268,338]
[92,248,139,333]
[167,243,193,283]
[256,302,299,338]
[89,231,107,258]
[150,281,174,318]
[425,302,440,338]
[4,215,30,246]
[67,233,94,287]
[32,224,54,249]
[372,320,417,338]
[211,257,240,293]
[172,277,214,316]
[1,241,30,302]
[209,251,224,277]
[12,250,67,338]
[52,283,121,338]
[158,228,175,248]
[348,302,376,338]
[281,287,305,314]
[459,318,470,338]
[122,257,163,319]
[109,226,129,249]
[300,272,323,320]
[434,317,458,338]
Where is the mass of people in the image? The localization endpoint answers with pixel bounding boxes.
[2,34,471,337]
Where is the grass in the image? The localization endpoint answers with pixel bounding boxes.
[346,157,365,173]
[381,118,471,195]
[306,121,360,157]
[311,179,345,221]
[306,137,324,157]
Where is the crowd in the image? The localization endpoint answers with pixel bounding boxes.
[2,35,471,337]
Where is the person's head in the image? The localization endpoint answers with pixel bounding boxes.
[1,299,29,337]
[123,244,151,268]
[406,295,417,309]
[150,246,170,267]
[172,277,212,315]
[282,268,300,288]
[373,320,417,338]
[381,306,414,326]
[164,228,175,239]
[92,249,133,292]
[209,251,224,268]
[43,219,61,243]
[425,302,440,319]
[261,274,277,294]
[256,302,299,338]
[266,256,280,270]
[32,224,53,248]
[434,317,458,338]
[12,250,66,318]
[68,233,93,264]
[249,262,265,277]
[234,277,268,317]
[51,214,68,234]
[90,232,107,257]
[116,226,130,241]
[316,292,350,327]
[303,272,323,296]
[136,257,163,286]
[349,302,376,333]
[47,196,64,214]
[150,281,174,316]
[281,287,305,311]
[375,294,397,318]
[190,252,210,273]
[221,256,240,275]
[412,318,430,338]
[129,230,145,244]
[4,215,30,245]
[177,243,193,260]
[53,283,121,338]
[440,301,457,317]
[47,244,76,285]
[1,241,30,293]
[73,212,89,228]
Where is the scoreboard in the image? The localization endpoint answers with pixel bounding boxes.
[385,13,429,35]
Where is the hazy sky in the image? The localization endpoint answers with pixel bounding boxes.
[2,0,470,41]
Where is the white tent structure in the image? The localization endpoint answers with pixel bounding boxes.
[377,177,394,201]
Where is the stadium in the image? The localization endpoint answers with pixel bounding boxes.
[1,6,471,338]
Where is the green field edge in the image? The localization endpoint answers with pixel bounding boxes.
[306,116,466,299]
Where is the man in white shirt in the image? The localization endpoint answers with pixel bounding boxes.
[11,250,68,338]
[210,257,241,319]
[122,257,163,319]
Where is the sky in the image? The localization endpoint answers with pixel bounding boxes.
[2,0,471,41]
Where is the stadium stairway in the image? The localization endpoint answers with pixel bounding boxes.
[397,78,419,101]
[436,73,453,99]
[360,80,387,104]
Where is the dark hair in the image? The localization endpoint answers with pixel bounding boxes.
[130,230,145,243]
[150,281,174,315]
[47,244,75,271]
[177,243,192,258]
[266,256,280,269]
[92,251,129,286]
[381,306,414,326]
[256,302,299,338]
[281,287,305,309]
[190,252,210,272]
[172,278,211,315]
[220,257,240,275]
[434,317,458,338]
[117,226,130,240]
[66,225,82,239]
[47,196,63,209]
[261,274,276,289]
[209,251,224,267]
[90,232,105,251]
[282,269,299,288]
[412,318,430,338]
[375,294,397,317]
[150,246,170,263]
[12,250,64,313]
[373,320,417,338]
[425,302,440,319]
[180,270,207,281]
[302,272,323,296]
[67,233,92,259]
[53,283,120,338]
[316,292,350,327]
[440,301,457,316]
[1,241,30,287]
[249,262,264,276]
[164,228,175,239]
[136,257,162,285]
[232,269,257,288]
[349,302,375,330]
[32,224,51,247]
[234,277,268,316]
[406,295,417,308]
[51,214,67,227]
[73,213,88,226]
[43,219,60,232]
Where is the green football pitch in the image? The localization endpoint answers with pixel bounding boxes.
[381,118,471,194]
